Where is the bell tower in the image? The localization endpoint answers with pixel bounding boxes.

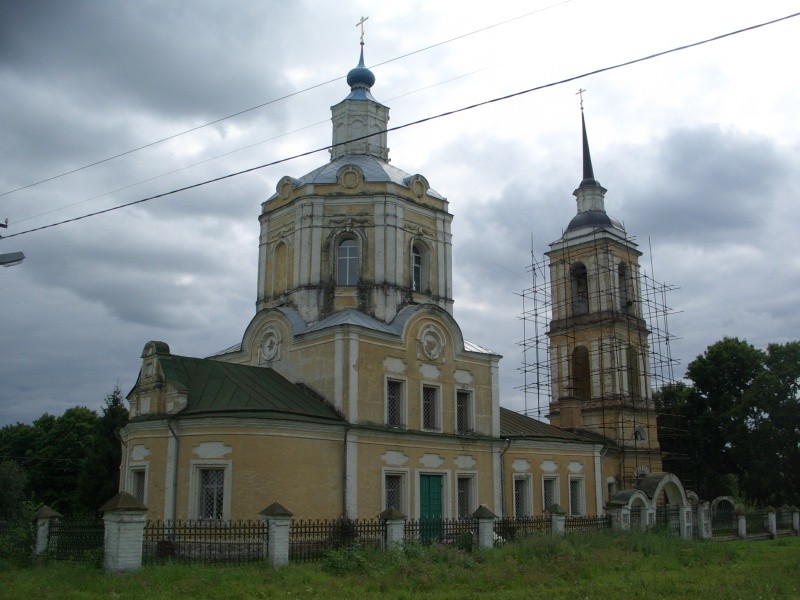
[546,110,662,487]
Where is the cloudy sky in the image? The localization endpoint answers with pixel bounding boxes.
[1,0,799,426]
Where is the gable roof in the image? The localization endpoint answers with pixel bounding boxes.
[134,354,344,425]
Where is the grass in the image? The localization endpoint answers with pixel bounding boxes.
[1,533,799,599]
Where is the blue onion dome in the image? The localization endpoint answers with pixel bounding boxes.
[346,47,375,89]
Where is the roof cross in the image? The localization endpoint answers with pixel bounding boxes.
[356,16,369,45]
[576,88,586,111]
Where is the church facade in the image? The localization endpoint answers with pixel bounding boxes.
[119,45,673,523]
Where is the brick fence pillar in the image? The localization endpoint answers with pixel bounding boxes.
[471,505,498,548]
[766,508,777,539]
[679,506,693,540]
[32,505,62,556]
[696,502,712,540]
[549,504,566,536]
[260,502,293,567]
[737,513,747,539]
[379,507,406,549]
[99,492,148,573]
[792,508,800,535]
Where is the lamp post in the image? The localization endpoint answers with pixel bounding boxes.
[0,219,25,267]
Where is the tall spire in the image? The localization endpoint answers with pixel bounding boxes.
[580,110,600,189]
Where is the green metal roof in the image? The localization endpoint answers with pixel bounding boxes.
[152,354,343,424]
[499,407,587,442]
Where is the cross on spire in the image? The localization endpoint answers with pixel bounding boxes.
[356,16,369,45]
[576,88,586,111]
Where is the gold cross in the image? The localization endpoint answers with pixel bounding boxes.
[576,88,586,110]
[356,16,369,45]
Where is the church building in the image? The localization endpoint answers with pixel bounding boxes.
[119,42,679,524]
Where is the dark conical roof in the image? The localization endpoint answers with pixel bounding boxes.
[579,111,601,189]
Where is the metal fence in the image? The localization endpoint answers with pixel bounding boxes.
[143,519,265,564]
[289,518,384,563]
[745,510,770,536]
[48,515,104,562]
[711,510,737,537]
[565,515,612,533]
[494,516,550,541]
[777,508,794,531]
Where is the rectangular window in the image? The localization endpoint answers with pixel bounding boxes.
[456,390,472,434]
[457,476,473,519]
[569,478,585,516]
[543,476,558,513]
[386,379,404,427]
[199,468,225,520]
[422,385,439,430]
[385,473,405,513]
[514,477,531,518]
[132,469,146,503]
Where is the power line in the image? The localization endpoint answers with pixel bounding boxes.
[0,0,572,199]
[3,9,798,241]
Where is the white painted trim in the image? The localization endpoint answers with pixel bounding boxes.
[381,466,409,515]
[454,471,478,518]
[594,447,603,516]
[346,433,358,518]
[419,382,443,432]
[384,375,407,428]
[334,332,345,414]
[188,459,233,521]
[542,475,560,512]
[348,333,359,423]
[127,462,149,506]
[568,475,587,517]
[164,434,177,521]
[512,473,533,517]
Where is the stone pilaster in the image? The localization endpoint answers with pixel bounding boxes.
[260,502,293,567]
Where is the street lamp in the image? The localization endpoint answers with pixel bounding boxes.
[0,219,25,267]
[0,251,25,267]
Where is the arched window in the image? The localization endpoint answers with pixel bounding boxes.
[272,241,288,296]
[633,426,647,442]
[627,345,641,399]
[619,263,632,314]
[336,238,359,286]
[411,243,424,292]
[571,345,591,400]
[570,263,588,316]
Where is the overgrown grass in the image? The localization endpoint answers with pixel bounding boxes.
[1,533,798,599]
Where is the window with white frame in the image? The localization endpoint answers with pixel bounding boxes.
[542,476,559,513]
[129,468,146,504]
[190,461,231,521]
[569,477,586,516]
[199,469,225,520]
[455,390,473,434]
[384,472,406,513]
[456,475,475,519]
[386,379,405,427]
[411,242,430,292]
[513,476,532,517]
[336,237,359,286]
[422,385,440,430]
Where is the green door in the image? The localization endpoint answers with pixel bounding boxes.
[419,474,443,543]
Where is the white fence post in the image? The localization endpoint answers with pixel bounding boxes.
[696,502,712,540]
[260,502,293,567]
[737,513,747,539]
[472,505,498,548]
[767,508,777,539]
[100,492,148,573]
[32,505,62,556]
[549,504,566,536]
[379,507,406,549]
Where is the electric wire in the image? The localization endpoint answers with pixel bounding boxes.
[0,0,572,199]
[3,10,798,241]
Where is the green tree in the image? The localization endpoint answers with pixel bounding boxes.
[659,337,800,505]
[76,386,129,509]
[0,460,28,518]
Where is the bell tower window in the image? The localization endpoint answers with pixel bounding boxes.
[336,238,359,286]
[412,243,423,291]
[627,345,641,399]
[571,345,591,400]
[570,263,588,316]
[619,263,632,314]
